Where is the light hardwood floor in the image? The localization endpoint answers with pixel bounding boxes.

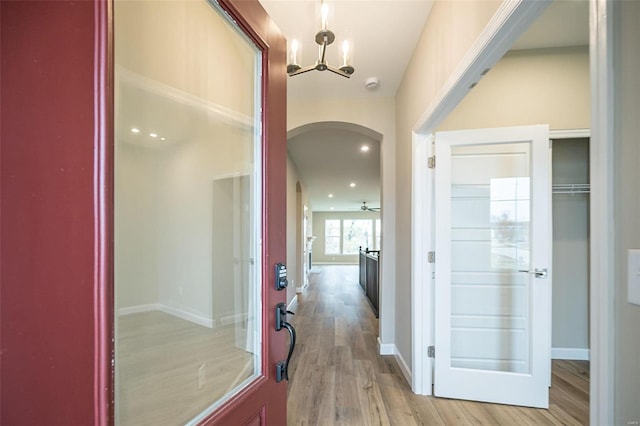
[287,265,589,425]
[117,311,255,425]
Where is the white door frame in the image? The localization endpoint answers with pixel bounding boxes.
[410,1,615,423]
[588,1,615,423]
[411,132,433,394]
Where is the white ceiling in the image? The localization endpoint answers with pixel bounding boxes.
[288,126,381,211]
[260,0,434,100]
[265,0,589,213]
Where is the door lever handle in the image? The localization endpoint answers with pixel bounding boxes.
[275,303,297,382]
[518,268,548,278]
[275,303,295,331]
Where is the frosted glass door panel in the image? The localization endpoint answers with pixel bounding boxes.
[114,1,262,424]
[434,125,551,408]
[450,143,531,373]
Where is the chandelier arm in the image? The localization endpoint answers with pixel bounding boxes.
[326,65,351,78]
[288,65,317,76]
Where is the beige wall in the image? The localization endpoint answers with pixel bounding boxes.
[614,1,640,423]
[312,211,381,264]
[115,0,254,116]
[116,123,255,324]
[115,0,258,326]
[394,0,502,369]
[286,155,309,307]
[438,47,590,131]
[115,144,161,309]
[288,96,396,344]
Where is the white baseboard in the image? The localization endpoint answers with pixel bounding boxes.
[119,303,214,328]
[159,304,214,328]
[377,338,412,386]
[220,312,247,327]
[118,303,161,316]
[395,349,412,385]
[378,337,395,355]
[312,262,358,265]
[552,347,590,360]
[287,295,298,312]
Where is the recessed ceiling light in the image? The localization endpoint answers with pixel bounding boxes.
[328,194,334,198]
[149,133,158,138]
[360,145,370,152]
[131,128,140,133]
[330,207,334,210]
[160,137,166,141]
[350,182,356,188]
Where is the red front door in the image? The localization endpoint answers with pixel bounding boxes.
[0,0,287,424]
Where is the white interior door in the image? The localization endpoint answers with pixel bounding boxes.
[434,125,552,408]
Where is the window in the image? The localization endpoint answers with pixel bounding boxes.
[325,219,341,254]
[489,177,530,269]
[343,219,373,254]
[324,218,380,255]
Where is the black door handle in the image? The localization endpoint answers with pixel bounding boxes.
[275,303,296,382]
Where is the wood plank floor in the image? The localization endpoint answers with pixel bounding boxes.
[117,311,255,426]
[287,265,589,425]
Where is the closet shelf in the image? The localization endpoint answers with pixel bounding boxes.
[552,183,590,194]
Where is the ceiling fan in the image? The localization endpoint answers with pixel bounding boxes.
[360,202,380,212]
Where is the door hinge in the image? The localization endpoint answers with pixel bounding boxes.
[427,251,435,263]
[428,346,435,358]
[428,156,436,169]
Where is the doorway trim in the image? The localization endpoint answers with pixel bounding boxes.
[411,132,433,394]
[287,121,391,349]
[410,2,614,422]
[588,0,615,423]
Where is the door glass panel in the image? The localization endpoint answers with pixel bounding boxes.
[449,142,531,374]
[114,1,262,424]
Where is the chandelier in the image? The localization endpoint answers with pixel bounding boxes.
[286,1,354,78]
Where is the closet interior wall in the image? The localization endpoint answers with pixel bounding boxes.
[551,137,590,358]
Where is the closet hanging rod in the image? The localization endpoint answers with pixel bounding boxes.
[552,183,591,194]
